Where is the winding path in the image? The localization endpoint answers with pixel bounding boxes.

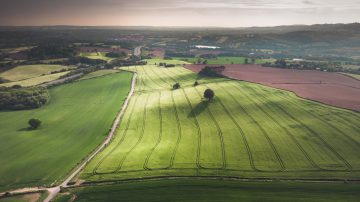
[0,73,137,201]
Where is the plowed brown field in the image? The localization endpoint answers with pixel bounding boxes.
[185,64,360,112]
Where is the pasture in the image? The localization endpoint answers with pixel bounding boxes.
[0,72,133,192]
[54,179,360,202]
[0,71,69,87]
[79,52,113,62]
[79,69,120,80]
[80,64,360,183]
[0,65,71,82]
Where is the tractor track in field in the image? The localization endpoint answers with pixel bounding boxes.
[231,83,323,171]
[151,66,202,170]
[216,82,285,172]
[193,87,227,170]
[142,66,183,170]
[159,67,224,170]
[146,66,172,89]
[168,68,227,170]
[181,88,203,170]
[272,90,360,170]
[279,94,360,149]
[92,85,141,175]
[314,109,360,134]
[143,91,164,170]
[247,85,352,171]
[169,90,183,169]
[209,83,258,171]
[117,93,150,172]
[141,66,167,89]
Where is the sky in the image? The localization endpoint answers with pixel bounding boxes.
[0,0,359,27]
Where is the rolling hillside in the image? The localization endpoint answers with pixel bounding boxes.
[80,65,360,183]
[0,72,132,192]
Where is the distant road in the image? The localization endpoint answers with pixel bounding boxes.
[134,46,142,57]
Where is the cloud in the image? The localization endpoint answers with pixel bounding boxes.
[0,0,359,26]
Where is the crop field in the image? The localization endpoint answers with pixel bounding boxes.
[0,71,69,87]
[175,57,275,65]
[146,58,190,65]
[80,64,360,183]
[79,69,120,81]
[0,72,133,191]
[79,52,113,62]
[0,65,71,82]
[186,64,360,112]
[54,179,360,202]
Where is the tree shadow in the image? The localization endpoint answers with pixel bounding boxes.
[17,127,35,132]
[188,100,209,118]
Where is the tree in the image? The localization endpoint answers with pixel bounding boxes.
[204,89,215,101]
[244,58,249,64]
[173,83,180,90]
[251,58,256,64]
[194,81,199,86]
[28,118,41,129]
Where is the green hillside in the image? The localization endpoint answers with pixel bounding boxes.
[81,65,360,182]
[0,72,133,191]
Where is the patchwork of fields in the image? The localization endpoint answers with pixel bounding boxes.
[0,65,71,81]
[80,65,360,182]
[0,72,132,191]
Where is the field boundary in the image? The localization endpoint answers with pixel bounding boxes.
[42,72,137,202]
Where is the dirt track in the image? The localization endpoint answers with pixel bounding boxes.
[185,64,360,112]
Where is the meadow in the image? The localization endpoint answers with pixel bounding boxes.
[79,52,114,62]
[79,70,120,81]
[54,179,360,202]
[0,71,69,87]
[0,72,133,192]
[0,65,71,81]
[80,64,360,183]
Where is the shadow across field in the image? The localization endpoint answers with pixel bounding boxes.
[188,101,209,118]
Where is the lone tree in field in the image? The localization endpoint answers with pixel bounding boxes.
[28,118,41,129]
[204,89,215,101]
[194,81,199,86]
[173,83,180,90]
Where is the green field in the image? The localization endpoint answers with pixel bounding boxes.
[79,52,114,62]
[54,179,360,202]
[79,70,120,81]
[80,64,360,183]
[175,57,275,65]
[0,71,69,87]
[146,58,190,65]
[0,72,133,192]
[0,65,71,81]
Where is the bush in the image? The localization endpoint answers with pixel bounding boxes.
[173,83,180,90]
[0,87,49,110]
[28,118,41,129]
[194,81,199,86]
[105,52,127,58]
[198,66,225,77]
[204,89,215,101]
